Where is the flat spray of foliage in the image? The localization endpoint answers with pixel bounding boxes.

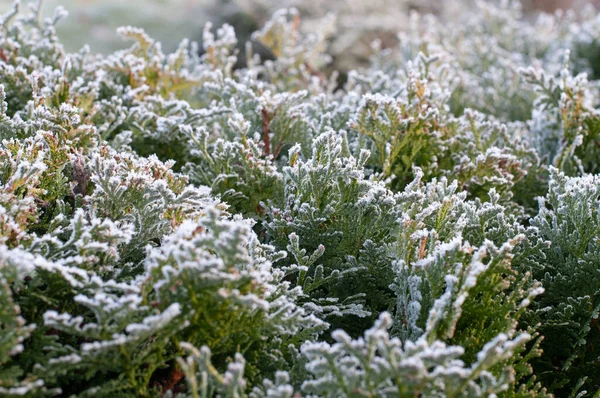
[2,0,600,396]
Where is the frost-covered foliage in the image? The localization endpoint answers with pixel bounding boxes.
[522,168,600,396]
[3,0,600,396]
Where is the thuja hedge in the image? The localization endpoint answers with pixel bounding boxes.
[2,0,600,396]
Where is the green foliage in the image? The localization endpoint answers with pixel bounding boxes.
[525,168,600,396]
[4,0,600,396]
[264,132,398,334]
[301,312,535,398]
[522,56,600,176]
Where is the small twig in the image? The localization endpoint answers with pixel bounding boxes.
[0,48,8,63]
[273,142,284,159]
[304,61,326,83]
[72,153,90,197]
[160,365,185,395]
[418,236,427,260]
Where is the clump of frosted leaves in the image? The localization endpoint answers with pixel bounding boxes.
[24,206,324,395]
[301,312,530,397]
[264,131,399,331]
[524,168,600,395]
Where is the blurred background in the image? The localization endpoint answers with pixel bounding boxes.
[1,0,599,63]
